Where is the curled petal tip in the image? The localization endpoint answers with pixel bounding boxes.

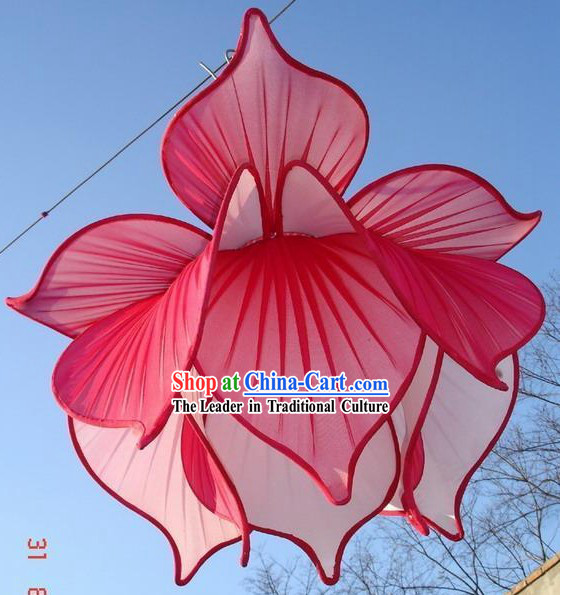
[320,572,339,587]
[493,373,510,392]
[244,7,268,22]
[5,296,17,308]
[514,207,542,223]
[448,531,464,542]
[486,372,509,392]
[137,432,153,451]
[6,294,29,311]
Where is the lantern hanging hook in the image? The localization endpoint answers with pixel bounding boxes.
[198,61,218,80]
[198,49,234,80]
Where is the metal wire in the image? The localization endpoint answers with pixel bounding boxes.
[0,0,298,256]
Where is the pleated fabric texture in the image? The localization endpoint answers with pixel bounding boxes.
[7,7,544,586]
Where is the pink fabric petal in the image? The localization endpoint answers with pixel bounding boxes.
[278,162,356,237]
[51,168,262,445]
[364,236,543,388]
[52,236,214,446]
[181,418,247,530]
[384,344,517,537]
[179,384,249,549]
[69,415,241,586]
[6,215,208,337]
[383,338,443,518]
[349,166,543,385]
[410,353,518,539]
[219,167,266,249]
[349,165,541,260]
[162,9,368,228]
[195,163,423,503]
[204,409,399,584]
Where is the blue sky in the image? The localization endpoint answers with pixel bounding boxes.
[0,1,558,594]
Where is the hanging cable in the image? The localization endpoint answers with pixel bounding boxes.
[0,0,298,256]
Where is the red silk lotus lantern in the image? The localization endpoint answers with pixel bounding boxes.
[7,8,545,586]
